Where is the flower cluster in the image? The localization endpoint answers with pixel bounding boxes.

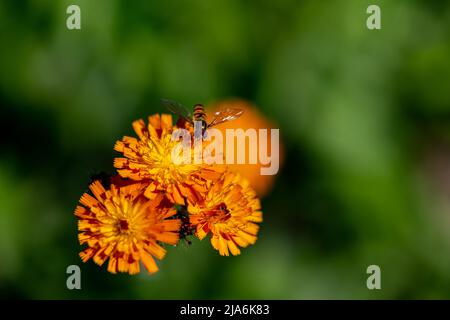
[74,113,263,275]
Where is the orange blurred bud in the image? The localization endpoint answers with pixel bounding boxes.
[208,99,284,197]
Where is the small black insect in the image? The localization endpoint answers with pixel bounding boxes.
[172,204,195,246]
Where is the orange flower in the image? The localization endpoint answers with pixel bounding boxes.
[188,172,263,256]
[209,99,284,197]
[74,180,180,275]
[114,114,224,205]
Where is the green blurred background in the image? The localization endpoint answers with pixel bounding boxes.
[1,0,450,299]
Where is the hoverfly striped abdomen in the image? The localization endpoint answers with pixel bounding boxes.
[193,104,206,120]
[193,104,207,133]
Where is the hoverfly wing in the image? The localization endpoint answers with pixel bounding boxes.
[208,107,244,128]
[160,98,193,124]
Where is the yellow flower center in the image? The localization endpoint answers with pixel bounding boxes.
[140,134,199,186]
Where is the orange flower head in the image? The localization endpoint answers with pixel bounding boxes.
[188,172,263,256]
[114,114,224,205]
[74,180,181,275]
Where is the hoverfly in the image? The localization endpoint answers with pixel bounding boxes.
[161,99,244,138]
